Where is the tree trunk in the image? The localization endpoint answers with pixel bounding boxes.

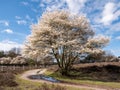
[60,68,69,76]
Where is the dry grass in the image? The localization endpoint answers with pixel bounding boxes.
[34,83,66,90]
[47,62,120,82]
[0,67,34,89]
[73,62,120,68]
[45,62,120,89]
[0,71,18,87]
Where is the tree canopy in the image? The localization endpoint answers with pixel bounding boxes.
[22,10,109,75]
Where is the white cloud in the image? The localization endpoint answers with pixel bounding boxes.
[0,40,22,51]
[45,0,65,12]
[0,20,9,26]
[26,15,30,20]
[109,49,120,56]
[17,20,27,25]
[31,0,39,2]
[4,22,9,26]
[39,0,87,14]
[1,29,27,37]
[3,29,13,34]
[25,15,34,23]
[100,2,120,25]
[105,22,120,36]
[116,36,120,40]
[21,1,29,6]
[15,15,33,25]
[15,16,21,19]
[65,0,86,14]
[15,16,27,25]
[42,0,53,4]
[26,15,33,21]
[39,3,45,7]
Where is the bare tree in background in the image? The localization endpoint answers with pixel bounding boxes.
[22,10,109,75]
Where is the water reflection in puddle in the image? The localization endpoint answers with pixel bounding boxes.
[28,75,60,83]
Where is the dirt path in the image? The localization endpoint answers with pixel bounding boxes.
[20,69,108,90]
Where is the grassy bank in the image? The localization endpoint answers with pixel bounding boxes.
[45,70,120,89]
[45,64,120,89]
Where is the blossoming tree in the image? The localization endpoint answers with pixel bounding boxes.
[22,10,109,75]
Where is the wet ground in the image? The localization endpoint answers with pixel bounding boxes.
[28,74,60,83]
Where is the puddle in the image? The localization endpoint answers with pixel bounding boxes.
[28,74,60,83]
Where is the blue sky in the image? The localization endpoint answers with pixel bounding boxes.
[0,0,120,56]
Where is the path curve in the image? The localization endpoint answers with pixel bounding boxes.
[20,69,108,90]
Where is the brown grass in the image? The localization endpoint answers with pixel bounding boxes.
[0,71,18,87]
[0,66,32,88]
[34,83,66,90]
[67,62,120,82]
[73,62,120,68]
[47,62,120,82]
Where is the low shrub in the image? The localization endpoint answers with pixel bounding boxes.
[70,64,120,82]
[0,72,18,87]
[34,83,66,90]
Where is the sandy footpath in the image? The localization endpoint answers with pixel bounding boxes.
[20,69,109,90]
